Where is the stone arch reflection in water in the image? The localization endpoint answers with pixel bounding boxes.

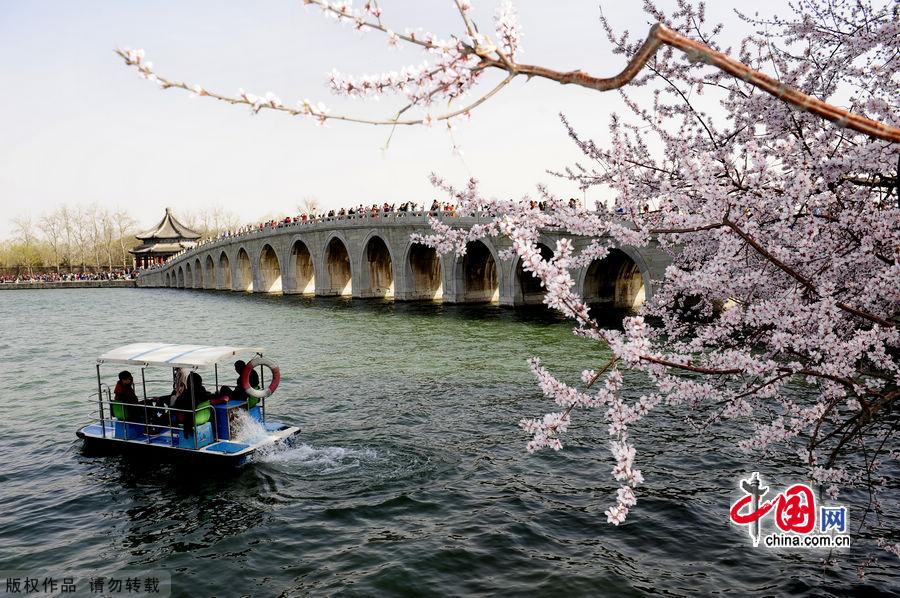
[218,252,232,290]
[258,244,283,294]
[406,243,442,300]
[194,258,203,289]
[324,237,352,296]
[515,243,554,306]
[584,248,646,313]
[236,248,253,292]
[288,240,316,295]
[459,241,499,304]
[204,255,215,289]
[362,235,394,298]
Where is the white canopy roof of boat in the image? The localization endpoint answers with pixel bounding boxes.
[97,343,263,368]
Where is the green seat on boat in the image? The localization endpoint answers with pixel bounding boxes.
[194,401,213,426]
[111,401,126,420]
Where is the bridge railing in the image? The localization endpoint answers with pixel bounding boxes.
[141,209,493,273]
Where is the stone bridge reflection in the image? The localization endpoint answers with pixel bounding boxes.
[139,212,670,309]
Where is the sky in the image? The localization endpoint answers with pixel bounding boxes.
[0,0,790,238]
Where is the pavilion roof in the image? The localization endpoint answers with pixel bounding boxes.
[136,207,202,241]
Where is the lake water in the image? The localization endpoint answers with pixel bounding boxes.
[0,289,896,596]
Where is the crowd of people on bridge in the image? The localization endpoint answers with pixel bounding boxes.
[0,270,136,284]
[264,200,459,228]
[143,196,617,273]
[147,200,461,270]
[237,199,459,233]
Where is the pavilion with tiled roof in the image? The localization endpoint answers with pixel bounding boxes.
[130,207,202,269]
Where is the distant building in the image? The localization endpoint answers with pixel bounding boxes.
[130,207,202,269]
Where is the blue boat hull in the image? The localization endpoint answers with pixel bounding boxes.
[76,421,300,467]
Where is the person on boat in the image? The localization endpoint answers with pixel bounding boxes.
[114,371,138,404]
[228,360,259,404]
[113,370,146,423]
[145,367,190,429]
[214,360,262,407]
[171,371,210,437]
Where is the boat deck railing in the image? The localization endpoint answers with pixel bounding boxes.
[88,388,224,450]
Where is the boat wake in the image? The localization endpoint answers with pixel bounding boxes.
[231,410,272,445]
[255,443,380,474]
[230,410,380,473]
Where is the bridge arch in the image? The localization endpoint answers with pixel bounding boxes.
[204,255,215,289]
[257,244,283,293]
[322,234,353,296]
[194,258,203,289]
[286,238,316,295]
[454,240,500,303]
[403,242,443,300]
[149,223,666,304]
[513,243,554,305]
[359,233,395,298]
[579,247,647,312]
[218,251,232,290]
[235,247,253,292]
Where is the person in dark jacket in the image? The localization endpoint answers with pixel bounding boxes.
[230,360,259,403]
[114,370,138,405]
[172,371,210,436]
[113,370,147,424]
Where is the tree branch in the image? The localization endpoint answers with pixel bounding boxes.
[118,18,900,143]
[480,23,900,142]
[639,355,743,375]
[723,218,894,328]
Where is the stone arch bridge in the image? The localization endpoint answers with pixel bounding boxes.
[137,212,670,308]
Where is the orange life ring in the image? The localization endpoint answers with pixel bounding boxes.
[241,356,280,399]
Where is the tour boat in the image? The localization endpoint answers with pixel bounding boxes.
[76,342,300,466]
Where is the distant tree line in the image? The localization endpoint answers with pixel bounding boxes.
[178,205,243,241]
[1,204,248,276]
[1,205,138,276]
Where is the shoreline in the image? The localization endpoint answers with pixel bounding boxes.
[0,280,137,290]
